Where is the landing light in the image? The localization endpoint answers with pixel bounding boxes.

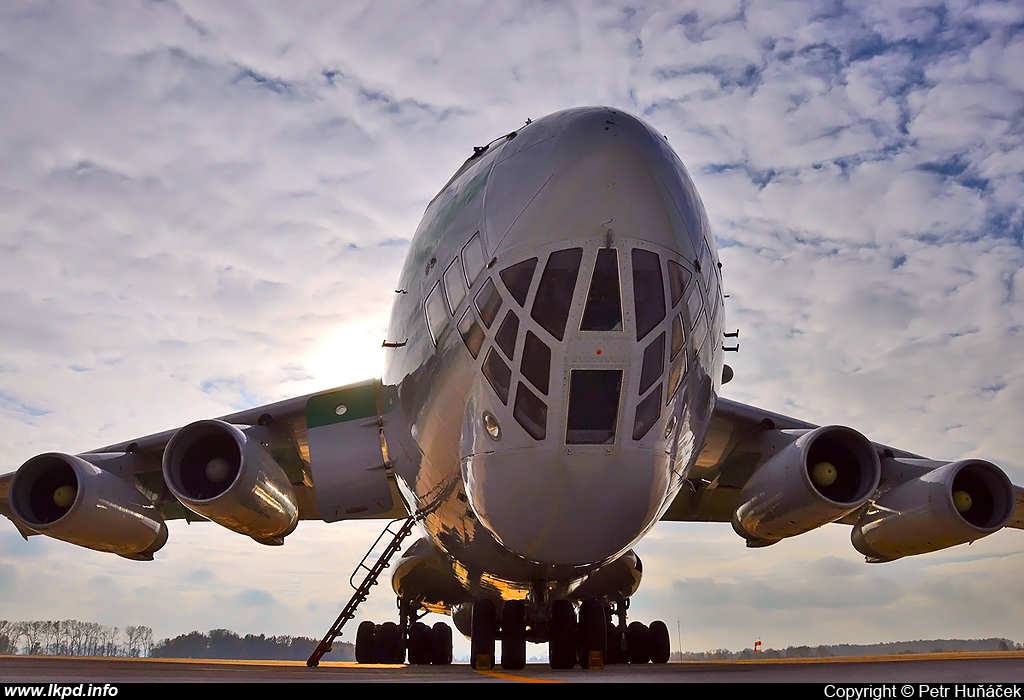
[483,412,501,442]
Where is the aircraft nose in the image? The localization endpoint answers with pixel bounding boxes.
[484,106,702,261]
[464,445,667,567]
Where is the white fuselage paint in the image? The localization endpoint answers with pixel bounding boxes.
[382,107,724,594]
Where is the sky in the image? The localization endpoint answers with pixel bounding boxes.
[1,0,1023,659]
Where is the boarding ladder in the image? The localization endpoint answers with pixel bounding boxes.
[306,515,418,667]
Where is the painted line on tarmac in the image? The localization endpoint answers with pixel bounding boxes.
[474,669,564,683]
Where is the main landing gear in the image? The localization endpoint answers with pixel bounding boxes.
[355,598,454,665]
[468,596,671,670]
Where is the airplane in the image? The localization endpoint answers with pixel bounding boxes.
[2,106,1022,671]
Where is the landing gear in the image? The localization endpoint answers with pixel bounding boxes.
[353,598,454,665]
[501,600,527,670]
[470,598,497,670]
[626,621,651,664]
[548,599,577,670]
[649,620,671,664]
[577,599,607,668]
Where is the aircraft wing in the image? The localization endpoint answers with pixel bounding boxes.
[662,397,1024,559]
[0,379,408,557]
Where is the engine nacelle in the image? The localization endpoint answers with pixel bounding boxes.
[9,453,167,560]
[851,459,1013,562]
[732,425,882,545]
[162,420,299,544]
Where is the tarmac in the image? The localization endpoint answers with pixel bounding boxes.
[2,652,1024,683]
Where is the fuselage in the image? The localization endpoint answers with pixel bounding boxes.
[382,107,725,594]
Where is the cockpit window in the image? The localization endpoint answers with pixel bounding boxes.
[632,249,665,341]
[521,330,551,395]
[482,348,512,404]
[633,384,662,440]
[499,257,538,307]
[580,248,622,331]
[424,282,448,346]
[566,369,622,445]
[667,260,691,308]
[475,278,503,328]
[444,258,466,314]
[670,314,684,360]
[462,233,486,287]
[531,248,583,341]
[458,309,484,359]
[513,382,547,441]
[494,311,519,360]
[639,331,666,396]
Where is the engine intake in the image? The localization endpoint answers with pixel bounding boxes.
[9,453,167,560]
[733,425,881,544]
[162,420,299,544]
[851,459,1013,562]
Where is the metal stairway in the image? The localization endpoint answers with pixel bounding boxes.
[306,515,418,667]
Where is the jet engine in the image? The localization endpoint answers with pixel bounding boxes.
[9,453,167,560]
[851,459,1013,562]
[162,420,299,544]
[732,425,881,545]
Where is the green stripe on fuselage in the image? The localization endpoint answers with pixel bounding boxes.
[306,382,378,429]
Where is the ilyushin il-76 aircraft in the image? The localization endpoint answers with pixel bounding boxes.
[2,107,1022,671]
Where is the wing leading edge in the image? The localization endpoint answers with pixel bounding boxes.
[0,379,409,559]
[664,397,1024,561]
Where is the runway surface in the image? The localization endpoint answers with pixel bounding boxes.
[2,653,1024,682]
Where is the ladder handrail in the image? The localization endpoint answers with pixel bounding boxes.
[306,514,418,667]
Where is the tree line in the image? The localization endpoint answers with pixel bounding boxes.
[0,620,153,657]
[0,621,354,661]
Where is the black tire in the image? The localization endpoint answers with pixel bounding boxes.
[650,620,670,664]
[471,599,497,670]
[377,621,403,664]
[577,598,607,669]
[355,620,376,664]
[548,599,577,670]
[501,600,527,670]
[626,621,651,664]
[408,621,431,665]
[429,621,453,665]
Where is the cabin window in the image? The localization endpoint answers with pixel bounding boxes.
[424,282,449,346]
[686,287,704,329]
[513,382,547,441]
[566,369,622,445]
[495,311,519,360]
[633,384,662,440]
[531,248,583,341]
[521,330,551,395]
[458,309,484,359]
[639,332,666,396]
[632,249,665,341]
[462,233,486,287]
[499,257,538,307]
[444,259,467,314]
[580,248,622,331]
[482,348,512,404]
[475,278,503,328]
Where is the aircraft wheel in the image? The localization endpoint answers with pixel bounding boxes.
[606,624,625,664]
[471,599,497,669]
[650,620,670,664]
[407,621,431,665]
[626,621,651,664]
[429,621,453,665]
[548,599,577,669]
[501,600,527,670]
[377,621,403,663]
[577,598,607,669]
[355,620,376,664]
